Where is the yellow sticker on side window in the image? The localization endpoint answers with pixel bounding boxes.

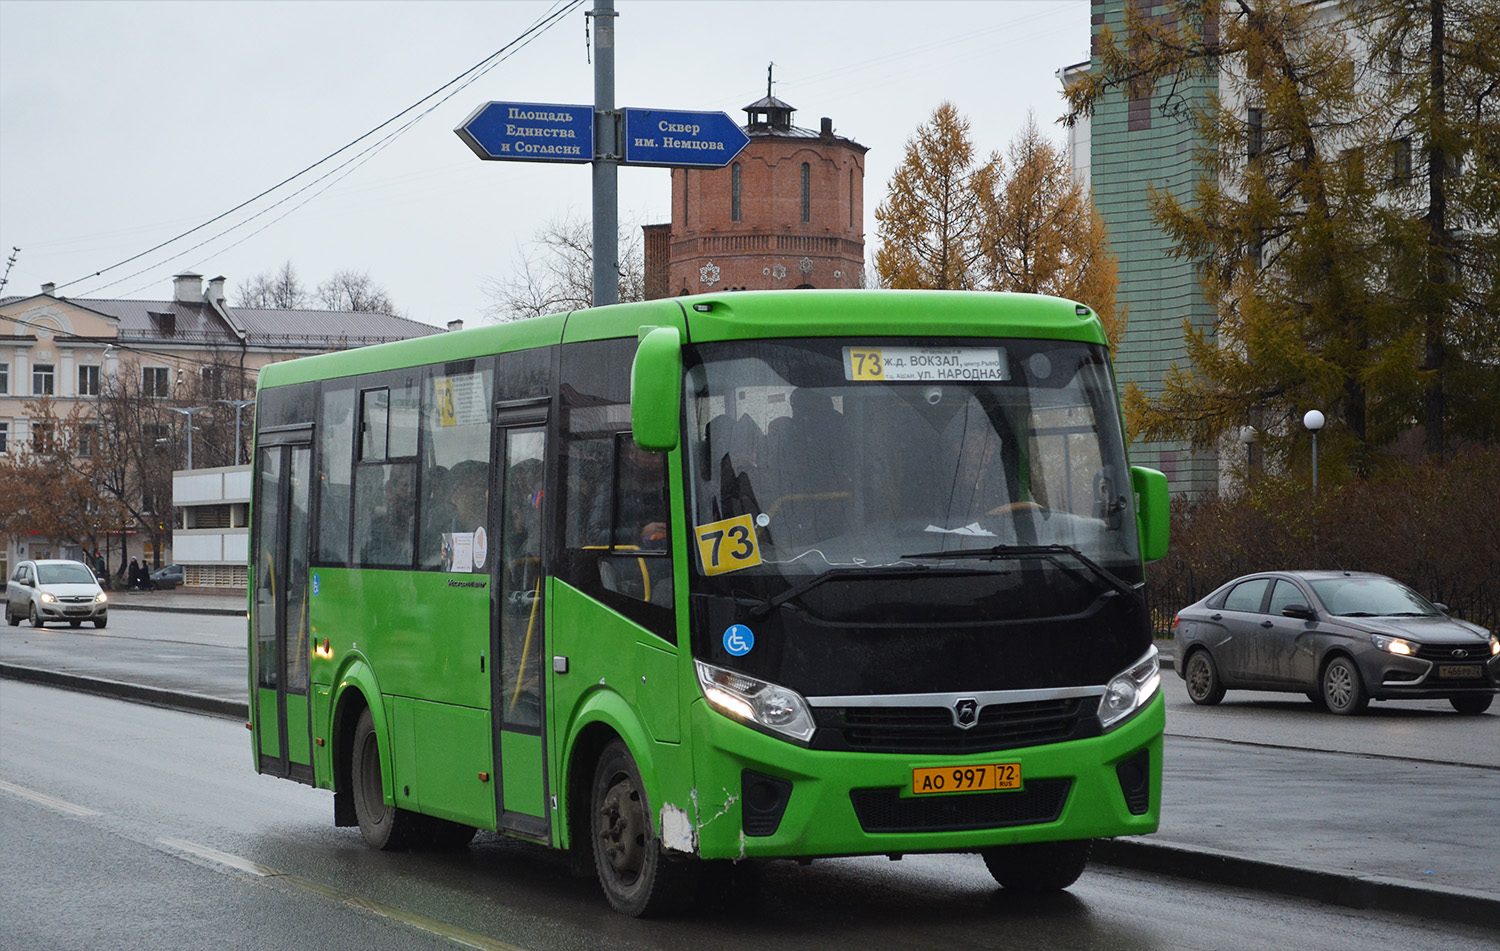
[695,514,762,576]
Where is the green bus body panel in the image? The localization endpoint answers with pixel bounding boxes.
[286,695,311,766]
[682,693,1165,860]
[549,580,690,849]
[681,290,1107,345]
[499,733,545,818]
[312,685,333,779]
[327,658,392,802]
[310,568,490,709]
[404,698,497,827]
[256,690,279,758]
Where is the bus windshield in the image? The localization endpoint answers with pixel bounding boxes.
[685,336,1138,581]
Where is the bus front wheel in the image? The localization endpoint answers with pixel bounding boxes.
[981,839,1092,892]
[351,707,421,850]
[590,739,694,916]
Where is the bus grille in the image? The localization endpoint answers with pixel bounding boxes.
[815,697,1099,755]
[849,779,1071,833]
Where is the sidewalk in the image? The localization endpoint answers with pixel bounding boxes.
[2,617,1495,931]
[103,587,246,616]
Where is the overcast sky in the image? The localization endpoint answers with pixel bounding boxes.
[0,0,1089,328]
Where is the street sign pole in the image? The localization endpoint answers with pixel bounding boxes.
[591,0,618,307]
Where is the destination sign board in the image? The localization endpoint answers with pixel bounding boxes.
[621,108,750,169]
[454,101,594,164]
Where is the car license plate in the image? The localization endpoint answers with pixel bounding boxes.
[912,763,1021,795]
[1437,665,1483,679]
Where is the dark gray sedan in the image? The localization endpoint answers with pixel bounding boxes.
[1173,571,1498,715]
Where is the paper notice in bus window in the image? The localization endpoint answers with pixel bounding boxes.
[434,373,489,427]
[843,347,1009,383]
[442,532,475,572]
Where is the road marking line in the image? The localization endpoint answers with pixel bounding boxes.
[0,779,101,817]
[155,837,529,951]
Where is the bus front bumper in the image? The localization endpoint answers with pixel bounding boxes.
[682,692,1164,861]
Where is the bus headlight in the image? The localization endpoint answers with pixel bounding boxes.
[696,660,816,744]
[1099,646,1160,731]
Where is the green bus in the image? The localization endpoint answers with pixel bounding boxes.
[249,289,1168,916]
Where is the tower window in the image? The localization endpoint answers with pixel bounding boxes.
[731,162,742,221]
[800,163,810,223]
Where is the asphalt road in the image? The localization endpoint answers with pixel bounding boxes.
[3,681,1495,951]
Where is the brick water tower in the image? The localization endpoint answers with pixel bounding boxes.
[644,87,868,298]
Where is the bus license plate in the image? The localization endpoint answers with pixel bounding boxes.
[912,763,1021,795]
[1437,665,1483,679]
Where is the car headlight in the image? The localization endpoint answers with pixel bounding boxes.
[1100,646,1161,731]
[695,660,815,744]
[96,592,108,603]
[1489,635,1499,657]
[40,592,57,603]
[1370,634,1417,656]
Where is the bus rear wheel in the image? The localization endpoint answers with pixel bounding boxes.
[350,707,421,850]
[590,739,694,916]
[981,839,1092,892]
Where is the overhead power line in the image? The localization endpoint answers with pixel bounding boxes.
[57,0,585,297]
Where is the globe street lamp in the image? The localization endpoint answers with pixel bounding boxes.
[1303,409,1326,494]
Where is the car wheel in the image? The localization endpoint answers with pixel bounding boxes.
[1184,649,1226,705]
[5,604,17,626]
[1449,695,1493,715]
[29,604,45,628]
[982,839,1092,891]
[591,738,696,917]
[1321,656,1368,715]
[350,707,421,850]
[93,618,107,629]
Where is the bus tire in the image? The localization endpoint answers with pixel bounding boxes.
[590,739,695,917]
[981,839,1092,892]
[351,706,420,850]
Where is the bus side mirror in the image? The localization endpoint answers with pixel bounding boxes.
[1130,465,1168,563]
[631,326,682,452]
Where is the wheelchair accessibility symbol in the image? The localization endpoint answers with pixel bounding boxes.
[723,624,754,656]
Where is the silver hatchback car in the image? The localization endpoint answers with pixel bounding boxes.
[5,559,109,628]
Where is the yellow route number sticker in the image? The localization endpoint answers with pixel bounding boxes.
[845,348,885,380]
[695,514,762,576]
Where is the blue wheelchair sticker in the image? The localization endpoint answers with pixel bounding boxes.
[723,624,754,656]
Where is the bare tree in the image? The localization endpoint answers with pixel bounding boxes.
[235,261,307,308]
[483,214,645,322]
[316,269,399,314]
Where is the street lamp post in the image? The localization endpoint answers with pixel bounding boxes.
[169,406,209,470]
[1303,409,1325,494]
[215,399,255,466]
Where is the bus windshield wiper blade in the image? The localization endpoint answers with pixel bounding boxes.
[899,543,1140,599]
[747,565,931,620]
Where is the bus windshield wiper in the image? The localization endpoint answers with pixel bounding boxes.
[747,565,935,620]
[899,543,1141,600]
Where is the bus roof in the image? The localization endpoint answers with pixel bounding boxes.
[255,290,1106,390]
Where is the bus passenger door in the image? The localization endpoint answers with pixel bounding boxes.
[253,430,315,783]
[491,407,550,838]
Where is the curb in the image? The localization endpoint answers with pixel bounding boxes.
[0,664,248,721]
[1092,837,1499,931]
[107,602,245,617]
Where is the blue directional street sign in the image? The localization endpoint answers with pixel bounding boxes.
[455,101,594,164]
[621,108,750,169]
